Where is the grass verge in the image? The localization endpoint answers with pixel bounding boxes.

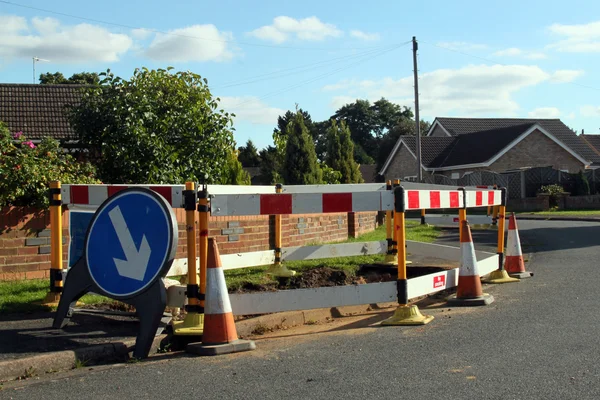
[521,210,600,216]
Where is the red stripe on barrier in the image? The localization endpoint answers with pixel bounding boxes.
[260,194,292,215]
[450,192,459,208]
[476,191,483,206]
[107,185,127,197]
[150,186,172,204]
[488,191,495,205]
[407,191,420,209]
[323,193,352,213]
[70,186,89,204]
[430,191,441,208]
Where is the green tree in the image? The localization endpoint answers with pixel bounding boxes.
[39,71,99,85]
[320,162,342,184]
[282,111,322,185]
[326,120,363,183]
[237,139,261,167]
[258,146,282,184]
[68,67,236,184]
[0,122,98,208]
[220,150,251,185]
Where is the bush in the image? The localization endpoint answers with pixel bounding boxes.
[0,123,99,208]
[574,171,590,196]
[539,184,565,208]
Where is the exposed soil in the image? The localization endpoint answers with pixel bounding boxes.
[231,264,455,294]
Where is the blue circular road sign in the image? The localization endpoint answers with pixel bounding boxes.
[85,188,177,298]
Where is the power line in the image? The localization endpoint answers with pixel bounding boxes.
[213,44,404,90]
[0,0,386,52]
[228,43,407,109]
[419,39,600,92]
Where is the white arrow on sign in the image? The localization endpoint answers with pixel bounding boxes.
[108,206,151,281]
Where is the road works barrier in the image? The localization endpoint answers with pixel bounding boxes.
[46,180,521,352]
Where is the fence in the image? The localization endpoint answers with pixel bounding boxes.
[424,167,600,199]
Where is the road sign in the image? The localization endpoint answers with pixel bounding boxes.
[85,188,177,298]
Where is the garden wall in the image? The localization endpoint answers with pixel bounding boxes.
[0,207,380,281]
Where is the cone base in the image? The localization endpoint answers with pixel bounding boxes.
[482,270,520,284]
[40,291,61,307]
[381,254,397,265]
[470,224,498,231]
[172,312,204,336]
[447,293,494,307]
[186,339,256,356]
[508,271,534,279]
[381,305,434,326]
[266,264,296,277]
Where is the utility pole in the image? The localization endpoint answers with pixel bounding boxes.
[412,36,422,182]
[32,57,50,84]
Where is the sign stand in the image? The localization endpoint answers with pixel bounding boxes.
[52,188,178,359]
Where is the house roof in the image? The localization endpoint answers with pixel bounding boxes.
[0,83,85,141]
[580,134,600,163]
[381,118,594,174]
[433,117,600,164]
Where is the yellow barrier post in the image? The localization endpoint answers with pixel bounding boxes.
[483,187,519,283]
[266,184,296,277]
[382,186,433,325]
[420,209,426,225]
[491,185,499,226]
[42,181,63,306]
[391,179,400,260]
[173,182,204,336]
[382,180,396,264]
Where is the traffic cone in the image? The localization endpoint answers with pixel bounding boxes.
[187,238,255,356]
[447,221,494,306]
[505,213,533,279]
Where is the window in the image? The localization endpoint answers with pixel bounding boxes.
[451,172,460,179]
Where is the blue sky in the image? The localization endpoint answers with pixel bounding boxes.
[1,0,600,150]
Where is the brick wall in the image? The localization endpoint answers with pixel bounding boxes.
[564,194,600,210]
[384,144,431,181]
[506,196,549,212]
[1,207,379,280]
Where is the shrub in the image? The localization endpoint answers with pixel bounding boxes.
[0,123,99,208]
[538,184,565,208]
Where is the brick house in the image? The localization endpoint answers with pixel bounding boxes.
[379,118,600,181]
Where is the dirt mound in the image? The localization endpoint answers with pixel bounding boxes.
[282,267,356,289]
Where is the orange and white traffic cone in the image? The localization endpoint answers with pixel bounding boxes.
[505,213,533,279]
[448,220,494,306]
[187,238,255,356]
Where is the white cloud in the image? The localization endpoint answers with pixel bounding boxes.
[144,25,235,62]
[0,15,132,62]
[131,28,152,40]
[547,20,600,52]
[436,41,487,51]
[219,96,285,125]
[350,30,380,41]
[324,64,558,117]
[581,105,600,117]
[567,112,576,119]
[550,69,584,83]
[493,47,547,59]
[528,107,561,118]
[248,16,343,43]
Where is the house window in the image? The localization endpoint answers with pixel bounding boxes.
[451,172,460,179]
[403,176,417,182]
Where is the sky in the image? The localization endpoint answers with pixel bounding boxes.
[1,0,600,150]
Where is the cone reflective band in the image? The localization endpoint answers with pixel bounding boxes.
[505,214,533,279]
[447,221,494,306]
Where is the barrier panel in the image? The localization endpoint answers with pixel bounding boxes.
[49,181,511,328]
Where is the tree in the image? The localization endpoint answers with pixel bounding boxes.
[39,71,99,85]
[220,150,251,185]
[326,120,363,183]
[237,139,261,167]
[68,67,236,184]
[258,146,282,184]
[331,98,413,164]
[282,111,322,185]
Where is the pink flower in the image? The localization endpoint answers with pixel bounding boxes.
[23,141,36,149]
[13,131,23,139]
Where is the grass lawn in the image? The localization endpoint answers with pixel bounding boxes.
[521,210,600,216]
[0,279,114,315]
[0,221,441,314]
[225,221,441,291]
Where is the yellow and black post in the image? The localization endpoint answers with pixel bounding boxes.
[172,182,205,336]
[483,187,519,284]
[382,180,396,264]
[42,181,64,306]
[266,184,296,277]
[420,209,426,225]
[491,185,499,226]
[382,186,434,326]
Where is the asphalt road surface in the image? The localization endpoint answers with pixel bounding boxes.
[3,220,600,400]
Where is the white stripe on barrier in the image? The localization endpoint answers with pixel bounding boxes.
[206,268,232,314]
[221,250,276,270]
[352,192,382,212]
[407,269,458,299]
[282,241,387,262]
[88,185,107,205]
[207,185,276,195]
[282,183,387,193]
[292,193,322,214]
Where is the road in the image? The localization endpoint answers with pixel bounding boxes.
[3,220,600,400]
